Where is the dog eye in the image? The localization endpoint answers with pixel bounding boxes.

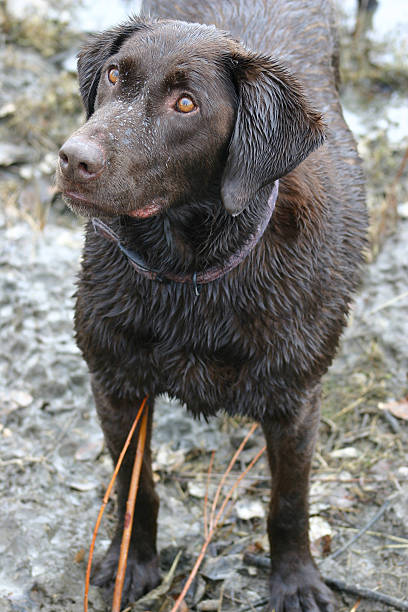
[175,96,196,113]
[107,67,119,85]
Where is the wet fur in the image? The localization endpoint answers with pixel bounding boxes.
[59,0,367,610]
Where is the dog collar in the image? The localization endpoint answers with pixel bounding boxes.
[91,180,278,295]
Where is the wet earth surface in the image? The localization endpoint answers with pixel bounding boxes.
[1,1,407,611]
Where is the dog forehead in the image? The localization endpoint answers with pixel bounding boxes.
[117,21,232,75]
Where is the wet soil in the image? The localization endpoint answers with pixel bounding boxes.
[0,1,407,611]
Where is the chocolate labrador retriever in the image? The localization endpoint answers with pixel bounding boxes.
[56,0,367,609]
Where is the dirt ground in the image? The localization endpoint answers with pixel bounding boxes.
[0,1,407,611]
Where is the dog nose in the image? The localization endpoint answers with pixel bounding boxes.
[58,137,105,181]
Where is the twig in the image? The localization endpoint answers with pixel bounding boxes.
[83,396,148,612]
[213,445,266,535]
[341,527,408,546]
[242,554,408,611]
[328,499,390,561]
[371,543,408,551]
[382,409,402,434]
[209,424,258,529]
[333,389,372,419]
[204,451,215,540]
[349,600,361,612]
[170,443,265,612]
[217,582,225,612]
[112,404,149,612]
[326,578,408,611]
[367,291,408,316]
[242,552,270,570]
[173,471,269,482]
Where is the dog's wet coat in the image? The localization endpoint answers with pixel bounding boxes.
[56,1,367,610]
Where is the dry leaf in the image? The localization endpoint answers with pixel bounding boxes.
[75,549,85,563]
[309,516,332,557]
[379,396,408,420]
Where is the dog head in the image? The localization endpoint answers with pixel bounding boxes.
[57,17,325,218]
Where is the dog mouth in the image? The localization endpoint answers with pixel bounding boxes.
[63,190,97,206]
[62,190,166,219]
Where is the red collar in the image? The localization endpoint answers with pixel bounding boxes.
[92,181,278,295]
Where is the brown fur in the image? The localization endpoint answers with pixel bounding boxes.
[56,1,367,609]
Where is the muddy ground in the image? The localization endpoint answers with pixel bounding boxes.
[0,1,407,611]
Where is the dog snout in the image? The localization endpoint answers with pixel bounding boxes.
[58,137,106,182]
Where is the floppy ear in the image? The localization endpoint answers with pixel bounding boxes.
[221,51,326,215]
[77,18,150,118]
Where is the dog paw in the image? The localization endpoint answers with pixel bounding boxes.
[91,543,161,606]
[265,558,335,612]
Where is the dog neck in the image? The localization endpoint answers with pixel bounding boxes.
[91,180,279,294]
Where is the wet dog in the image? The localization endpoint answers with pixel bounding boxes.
[56,0,367,609]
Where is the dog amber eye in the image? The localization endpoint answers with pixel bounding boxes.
[108,67,119,85]
[176,96,196,113]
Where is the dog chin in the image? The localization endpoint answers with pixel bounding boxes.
[63,190,167,220]
[62,193,114,218]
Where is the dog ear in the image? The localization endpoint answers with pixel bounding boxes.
[221,51,326,215]
[77,18,149,118]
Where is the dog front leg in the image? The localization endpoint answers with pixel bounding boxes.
[90,383,160,606]
[261,386,334,612]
